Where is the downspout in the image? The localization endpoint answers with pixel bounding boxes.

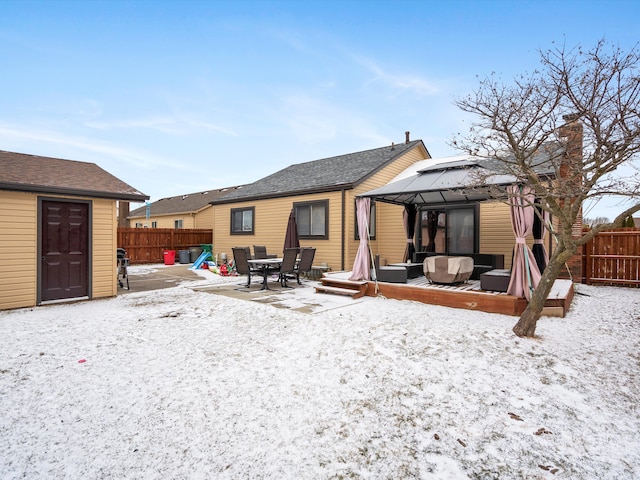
[341,189,346,271]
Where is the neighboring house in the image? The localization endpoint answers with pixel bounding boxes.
[209,134,431,271]
[128,186,244,229]
[0,150,148,310]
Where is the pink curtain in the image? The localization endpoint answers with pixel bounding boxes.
[506,185,542,300]
[349,197,371,281]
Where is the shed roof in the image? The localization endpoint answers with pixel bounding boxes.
[0,150,149,202]
[209,140,429,204]
[129,186,245,218]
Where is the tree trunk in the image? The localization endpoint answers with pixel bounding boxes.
[512,247,575,337]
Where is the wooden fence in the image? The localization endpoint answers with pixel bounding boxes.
[117,228,213,264]
[583,228,640,287]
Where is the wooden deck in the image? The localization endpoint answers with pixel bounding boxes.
[322,272,574,317]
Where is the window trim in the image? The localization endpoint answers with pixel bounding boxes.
[230,206,255,235]
[294,200,329,240]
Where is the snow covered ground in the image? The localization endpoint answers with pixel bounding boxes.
[1,265,639,479]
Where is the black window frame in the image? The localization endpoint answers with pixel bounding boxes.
[294,200,329,240]
[230,206,255,235]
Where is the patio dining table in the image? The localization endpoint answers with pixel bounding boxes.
[247,257,282,290]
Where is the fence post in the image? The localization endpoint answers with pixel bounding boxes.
[584,236,592,285]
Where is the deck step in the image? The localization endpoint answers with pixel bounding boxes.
[315,276,368,299]
[320,277,367,287]
[315,285,366,299]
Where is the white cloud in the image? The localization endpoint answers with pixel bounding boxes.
[85,116,237,136]
[356,56,440,97]
[0,123,181,170]
[276,94,389,146]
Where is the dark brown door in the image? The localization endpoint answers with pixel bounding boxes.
[41,200,89,302]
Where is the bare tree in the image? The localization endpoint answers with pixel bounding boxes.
[583,216,611,227]
[453,39,640,337]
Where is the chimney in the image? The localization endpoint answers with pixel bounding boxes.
[558,114,583,189]
[405,131,410,144]
[558,114,584,281]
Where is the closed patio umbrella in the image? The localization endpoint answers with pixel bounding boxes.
[283,208,300,253]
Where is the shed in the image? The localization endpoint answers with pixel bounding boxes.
[0,150,149,310]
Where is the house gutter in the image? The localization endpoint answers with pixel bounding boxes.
[0,182,149,202]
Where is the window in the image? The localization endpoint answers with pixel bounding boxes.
[174,219,183,229]
[295,200,328,239]
[151,221,158,228]
[231,207,254,234]
[135,222,143,228]
[447,208,475,253]
[420,205,477,254]
[355,200,376,240]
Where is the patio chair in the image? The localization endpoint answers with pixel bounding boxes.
[232,247,257,288]
[294,247,316,284]
[277,248,299,287]
[253,245,277,260]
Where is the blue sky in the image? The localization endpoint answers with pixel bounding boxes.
[1,0,638,218]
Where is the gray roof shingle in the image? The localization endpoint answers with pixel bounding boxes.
[129,186,245,217]
[210,140,427,204]
[0,150,148,201]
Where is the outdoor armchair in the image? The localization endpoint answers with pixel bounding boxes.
[253,245,278,260]
[277,248,299,287]
[295,247,316,284]
[232,247,259,288]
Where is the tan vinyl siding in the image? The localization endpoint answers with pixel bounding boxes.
[194,207,213,229]
[369,202,407,264]
[92,199,117,298]
[1,191,121,309]
[129,207,212,229]
[213,191,345,271]
[350,146,430,266]
[132,214,196,229]
[480,200,523,269]
[0,191,37,309]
